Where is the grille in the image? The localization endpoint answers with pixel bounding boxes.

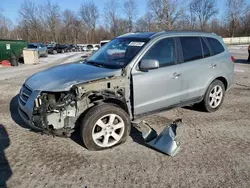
[19,84,32,106]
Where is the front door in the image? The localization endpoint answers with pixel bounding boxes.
[132,37,182,115]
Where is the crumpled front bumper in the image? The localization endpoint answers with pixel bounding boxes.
[18,87,42,131]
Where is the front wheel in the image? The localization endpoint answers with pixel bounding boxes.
[80,104,131,151]
[201,80,225,112]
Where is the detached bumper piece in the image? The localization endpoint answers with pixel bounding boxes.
[134,119,182,156]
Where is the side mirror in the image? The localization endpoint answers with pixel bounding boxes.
[139,59,159,71]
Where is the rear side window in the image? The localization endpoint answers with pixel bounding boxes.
[180,37,203,62]
[201,38,211,57]
[206,37,224,55]
[142,38,175,67]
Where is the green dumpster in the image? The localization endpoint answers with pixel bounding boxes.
[0,39,28,66]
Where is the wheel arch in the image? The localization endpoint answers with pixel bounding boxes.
[102,98,129,114]
[205,76,228,95]
[215,76,228,90]
[76,90,131,127]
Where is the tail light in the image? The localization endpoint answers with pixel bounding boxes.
[231,56,236,62]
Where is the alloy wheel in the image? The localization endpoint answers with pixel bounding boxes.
[92,114,125,148]
[209,85,223,108]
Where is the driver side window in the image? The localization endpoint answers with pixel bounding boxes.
[142,38,175,67]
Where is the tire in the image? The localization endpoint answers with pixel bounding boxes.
[53,50,57,55]
[80,103,131,151]
[201,80,225,112]
[62,50,65,53]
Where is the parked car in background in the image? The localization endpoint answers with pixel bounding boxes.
[71,44,78,52]
[74,45,81,52]
[86,44,94,51]
[100,40,110,47]
[28,43,48,57]
[65,44,74,52]
[47,44,68,54]
[0,39,27,66]
[94,44,100,51]
[81,45,87,51]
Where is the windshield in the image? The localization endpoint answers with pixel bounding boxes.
[28,44,37,48]
[47,44,55,47]
[86,38,149,69]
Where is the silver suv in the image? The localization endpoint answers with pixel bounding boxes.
[18,31,235,150]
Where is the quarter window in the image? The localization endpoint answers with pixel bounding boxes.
[180,37,203,62]
[142,38,175,67]
[206,37,225,55]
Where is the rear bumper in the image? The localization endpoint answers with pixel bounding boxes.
[226,71,235,91]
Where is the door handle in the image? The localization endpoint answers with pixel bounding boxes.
[171,72,181,79]
[210,63,217,68]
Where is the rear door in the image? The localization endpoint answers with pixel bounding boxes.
[132,37,182,115]
[178,37,213,102]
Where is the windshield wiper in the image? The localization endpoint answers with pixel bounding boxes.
[85,61,103,68]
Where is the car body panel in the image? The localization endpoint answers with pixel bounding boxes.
[132,64,182,115]
[25,62,122,91]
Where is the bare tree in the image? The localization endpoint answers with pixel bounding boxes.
[225,0,250,37]
[19,0,43,41]
[40,1,61,42]
[189,0,218,30]
[79,1,99,42]
[0,14,13,39]
[241,12,250,36]
[136,13,156,32]
[104,0,120,37]
[123,0,137,32]
[148,0,184,30]
[61,10,82,44]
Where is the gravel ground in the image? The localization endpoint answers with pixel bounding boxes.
[0,48,250,188]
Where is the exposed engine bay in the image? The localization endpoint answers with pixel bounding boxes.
[31,76,130,137]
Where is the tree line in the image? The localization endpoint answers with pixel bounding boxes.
[0,0,250,44]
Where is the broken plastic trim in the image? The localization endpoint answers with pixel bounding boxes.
[133,119,182,156]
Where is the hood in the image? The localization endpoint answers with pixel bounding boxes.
[25,62,122,91]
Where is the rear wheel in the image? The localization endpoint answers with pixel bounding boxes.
[80,104,131,151]
[201,80,225,112]
[53,50,57,55]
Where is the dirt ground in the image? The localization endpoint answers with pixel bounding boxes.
[0,48,250,188]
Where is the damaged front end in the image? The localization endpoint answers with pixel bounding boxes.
[29,76,130,137]
[32,90,78,136]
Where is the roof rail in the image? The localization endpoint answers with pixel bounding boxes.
[119,32,135,37]
[150,31,166,38]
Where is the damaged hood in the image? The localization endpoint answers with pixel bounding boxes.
[25,62,122,91]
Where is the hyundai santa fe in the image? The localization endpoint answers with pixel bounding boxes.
[18,31,235,150]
